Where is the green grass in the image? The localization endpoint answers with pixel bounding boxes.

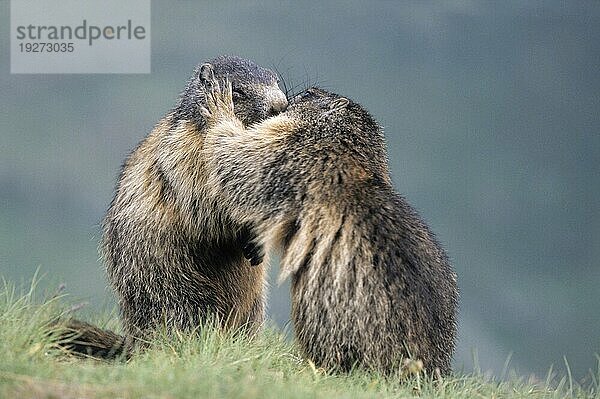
[0,278,597,399]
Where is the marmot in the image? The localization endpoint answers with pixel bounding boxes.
[198,80,458,375]
[58,56,287,358]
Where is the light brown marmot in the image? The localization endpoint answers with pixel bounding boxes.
[59,56,287,359]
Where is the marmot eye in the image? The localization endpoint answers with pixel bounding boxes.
[300,90,314,99]
[232,88,246,98]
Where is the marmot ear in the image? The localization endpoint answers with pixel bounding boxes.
[199,63,215,83]
[328,97,350,111]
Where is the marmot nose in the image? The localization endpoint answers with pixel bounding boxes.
[268,93,288,117]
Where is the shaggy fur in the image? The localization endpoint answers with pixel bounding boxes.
[59,56,287,358]
[200,81,458,375]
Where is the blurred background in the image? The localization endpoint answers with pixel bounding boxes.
[1,0,599,381]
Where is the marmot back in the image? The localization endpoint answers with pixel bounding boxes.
[199,83,458,375]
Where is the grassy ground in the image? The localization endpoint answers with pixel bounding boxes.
[0,279,597,399]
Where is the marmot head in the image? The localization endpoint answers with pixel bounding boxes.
[288,87,383,147]
[175,55,288,129]
[287,87,390,185]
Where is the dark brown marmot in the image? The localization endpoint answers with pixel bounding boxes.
[198,81,458,375]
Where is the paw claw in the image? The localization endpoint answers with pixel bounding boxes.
[202,76,237,127]
[199,106,210,118]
